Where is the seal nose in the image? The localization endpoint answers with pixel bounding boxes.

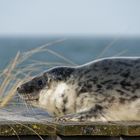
[17,87,21,93]
[17,87,20,92]
[17,86,24,94]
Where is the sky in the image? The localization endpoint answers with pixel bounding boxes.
[0,0,140,36]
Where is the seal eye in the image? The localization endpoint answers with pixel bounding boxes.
[38,80,43,86]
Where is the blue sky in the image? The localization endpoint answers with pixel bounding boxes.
[0,0,140,36]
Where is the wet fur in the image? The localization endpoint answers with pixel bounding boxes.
[17,57,140,121]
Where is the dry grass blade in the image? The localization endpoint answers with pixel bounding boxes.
[9,126,21,140]
[31,59,68,65]
[0,52,20,96]
[0,67,33,107]
[4,119,45,140]
[9,119,57,140]
[113,49,128,57]
[44,48,77,66]
[97,37,120,59]
[20,38,77,66]
[19,38,66,64]
[0,79,21,108]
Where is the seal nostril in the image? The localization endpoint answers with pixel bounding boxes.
[17,87,21,93]
[17,86,24,93]
[17,87,19,91]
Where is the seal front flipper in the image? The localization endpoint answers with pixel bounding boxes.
[55,105,107,122]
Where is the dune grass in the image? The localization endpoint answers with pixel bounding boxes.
[0,38,77,108]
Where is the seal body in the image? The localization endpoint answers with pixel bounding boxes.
[17,57,140,121]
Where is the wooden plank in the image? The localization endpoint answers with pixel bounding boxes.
[0,121,56,136]
[112,121,140,136]
[56,122,121,136]
[0,121,139,136]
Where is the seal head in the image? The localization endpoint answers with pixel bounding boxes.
[17,66,75,115]
[17,74,48,101]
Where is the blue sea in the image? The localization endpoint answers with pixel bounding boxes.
[0,36,140,70]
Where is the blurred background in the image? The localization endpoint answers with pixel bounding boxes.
[0,0,140,70]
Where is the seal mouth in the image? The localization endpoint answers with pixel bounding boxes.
[17,85,39,102]
[19,93,39,102]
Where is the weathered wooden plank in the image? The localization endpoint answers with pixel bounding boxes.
[0,121,139,136]
[56,122,121,136]
[0,121,56,136]
[112,121,140,136]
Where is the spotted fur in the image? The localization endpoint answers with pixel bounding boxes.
[17,57,140,121]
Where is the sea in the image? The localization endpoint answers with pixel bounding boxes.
[1,36,140,70]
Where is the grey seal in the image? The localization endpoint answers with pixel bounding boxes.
[17,57,140,121]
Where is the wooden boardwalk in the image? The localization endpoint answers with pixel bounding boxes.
[0,108,139,139]
[0,120,139,140]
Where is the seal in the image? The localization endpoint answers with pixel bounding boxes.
[17,57,140,122]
